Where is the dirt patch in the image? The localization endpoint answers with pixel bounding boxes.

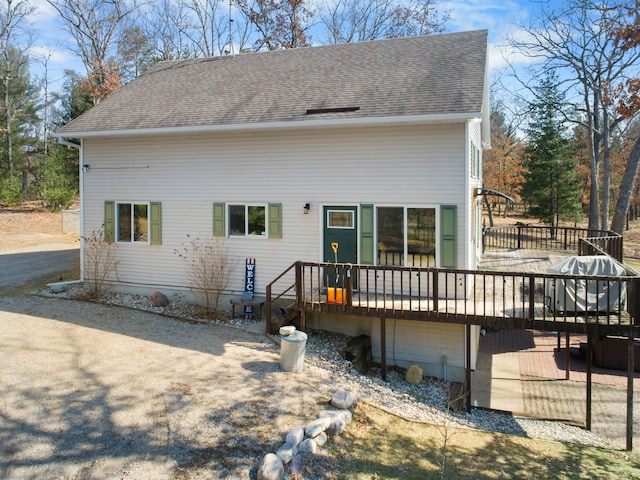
[0,202,78,251]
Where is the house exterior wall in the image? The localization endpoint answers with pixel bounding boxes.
[81,122,471,297]
[305,313,478,382]
[81,120,480,381]
[467,119,484,271]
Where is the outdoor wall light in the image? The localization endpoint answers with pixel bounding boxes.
[82,164,91,173]
[304,203,311,214]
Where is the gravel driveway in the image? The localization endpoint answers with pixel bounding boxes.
[0,295,335,479]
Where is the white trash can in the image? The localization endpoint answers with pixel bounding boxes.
[280,328,308,373]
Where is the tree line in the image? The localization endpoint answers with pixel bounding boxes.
[486,0,640,234]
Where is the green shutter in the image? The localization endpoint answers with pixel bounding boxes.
[213,202,226,237]
[268,203,282,239]
[440,205,457,268]
[104,201,115,242]
[150,202,162,245]
[360,204,374,265]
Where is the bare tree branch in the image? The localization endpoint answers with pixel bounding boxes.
[507,0,640,230]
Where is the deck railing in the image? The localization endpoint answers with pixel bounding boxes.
[266,261,640,336]
[578,235,624,262]
[483,224,621,256]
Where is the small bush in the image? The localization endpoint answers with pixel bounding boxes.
[82,226,119,298]
[175,236,236,314]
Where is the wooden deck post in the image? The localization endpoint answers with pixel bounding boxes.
[586,334,593,430]
[565,332,570,380]
[380,316,387,382]
[627,324,635,451]
[266,284,272,334]
[432,270,439,311]
[295,262,305,332]
[465,322,472,412]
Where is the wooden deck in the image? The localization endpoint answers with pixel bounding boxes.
[265,244,639,449]
[280,249,638,337]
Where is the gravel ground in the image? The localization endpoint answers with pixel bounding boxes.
[1,294,336,479]
[41,286,612,450]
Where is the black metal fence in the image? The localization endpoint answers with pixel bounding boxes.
[483,224,622,259]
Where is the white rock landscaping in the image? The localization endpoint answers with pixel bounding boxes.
[256,453,284,480]
[255,389,358,479]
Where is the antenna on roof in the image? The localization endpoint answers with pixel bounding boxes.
[227,0,235,56]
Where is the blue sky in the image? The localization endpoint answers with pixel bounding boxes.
[24,0,549,92]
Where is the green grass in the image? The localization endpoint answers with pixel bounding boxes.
[325,403,640,479]
[624,258,640,273]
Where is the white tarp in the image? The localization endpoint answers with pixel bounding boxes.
[545,255,627,313]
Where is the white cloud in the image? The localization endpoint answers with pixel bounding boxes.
[27,0,59,27]
[29,45,72,64]
[439,1,548,71]
[441,0,524,33]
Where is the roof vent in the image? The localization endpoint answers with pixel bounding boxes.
[306,106,360,115]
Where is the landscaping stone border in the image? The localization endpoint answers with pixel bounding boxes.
[256,390,358,480]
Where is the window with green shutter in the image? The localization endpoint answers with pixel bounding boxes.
[440,205,457,268]
[360,204,374,265]
[268,203,282,239]
[103,201,161,245]
[104,201,115,242]
[150,202,162,245]
[213,202,226,237]
[213,202,282,238]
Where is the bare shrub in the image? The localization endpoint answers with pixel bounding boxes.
[175,236,236,314]
[438,382,467,479]
[82,226,119,298]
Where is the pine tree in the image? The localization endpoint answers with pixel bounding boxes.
[521,75,582,227]
[0,46,40,203]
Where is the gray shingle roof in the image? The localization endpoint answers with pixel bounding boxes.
[57,30,488,135]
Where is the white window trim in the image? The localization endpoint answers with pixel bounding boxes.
[115,201,151,245]
[326,209,355,229]
[227,203,268,238]
[375,205,439,267]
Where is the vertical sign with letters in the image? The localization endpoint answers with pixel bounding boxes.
[243,258,256,315]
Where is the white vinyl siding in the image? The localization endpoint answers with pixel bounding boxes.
[370,320,478,383]
[304,314,476,382]
[467,119,484,270]
[81,123,469,295]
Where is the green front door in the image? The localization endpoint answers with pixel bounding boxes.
[323,206,358,289]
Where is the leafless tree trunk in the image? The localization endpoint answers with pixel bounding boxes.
[611,136,640,234]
